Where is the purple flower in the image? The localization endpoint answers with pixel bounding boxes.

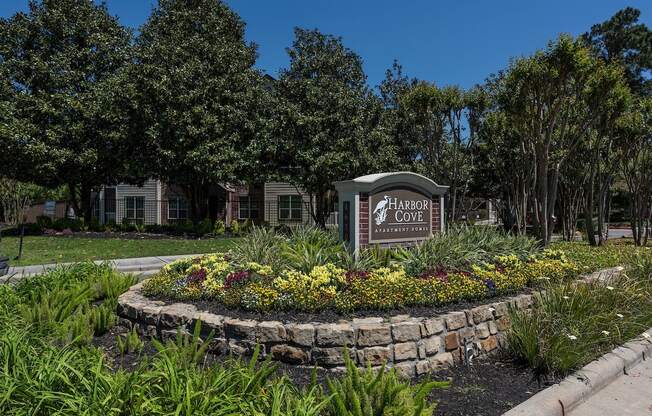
[224,270,250,289]
[485,279,497,294]
[345,270,369,283]
[187,268,207,285]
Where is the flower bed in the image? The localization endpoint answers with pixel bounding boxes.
[142,227,579,313]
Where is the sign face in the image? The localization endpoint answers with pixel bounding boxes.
[369,188,432,243]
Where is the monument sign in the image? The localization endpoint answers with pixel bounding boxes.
[334,172,448,251]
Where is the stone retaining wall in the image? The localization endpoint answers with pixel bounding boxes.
[116,267,623,378]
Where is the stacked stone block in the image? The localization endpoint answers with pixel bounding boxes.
[117,283,536,377]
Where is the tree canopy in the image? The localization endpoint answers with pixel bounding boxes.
[129,0,273,220]
[0,0,135,221]
[277,28,394,226]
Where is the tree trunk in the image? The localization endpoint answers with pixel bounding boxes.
[68,183,81,220]
[80,183,93,224]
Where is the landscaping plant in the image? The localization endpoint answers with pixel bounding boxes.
[507,256,652,379]
[327,350,449,416]
[143,226,580,312]
[0,262,452,415]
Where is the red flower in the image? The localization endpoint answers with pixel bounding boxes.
[224,270,250,289]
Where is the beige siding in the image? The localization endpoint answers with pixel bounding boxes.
[115,179,160,224]
[263,182,314,226]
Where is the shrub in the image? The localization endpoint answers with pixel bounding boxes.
[242,218,253,233]
[196,218,213,235]
[51,217,83,232]
[327,349,449,416]
[230,219,240,236]
[36,215,52,229]
[117,327,144,355]
[213,219,226,235]
[230,227,285,271]
[0,222,44,236]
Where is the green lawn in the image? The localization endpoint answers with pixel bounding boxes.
[0,236,236,266]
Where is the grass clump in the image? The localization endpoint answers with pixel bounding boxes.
[117,327,144,355]
[506,256,652,379]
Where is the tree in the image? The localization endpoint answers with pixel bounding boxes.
[496,35,597,245]
[616,97,652,245]
[474,109,533,234]
[400,82,448,185]
[130,0,273,221]
[277,28,392,227]
[583,7,652,95]
[378,60,419,170]
[580,61,631,245]
[0,0,134,222]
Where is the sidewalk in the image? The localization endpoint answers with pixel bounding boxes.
[1,253,201,283]
[568,359,652,416]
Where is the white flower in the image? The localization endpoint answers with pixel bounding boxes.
[606,286,614,291]
[563,296,570,300]
[616,313,624,319]
[568,335,577,340]
[602,331,610,336]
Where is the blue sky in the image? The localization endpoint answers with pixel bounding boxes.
[1,1,650,89]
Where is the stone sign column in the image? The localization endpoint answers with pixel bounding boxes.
[334,172,448,252]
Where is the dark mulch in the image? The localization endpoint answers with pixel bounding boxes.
[179,291,533,323]
[428,357,556,416]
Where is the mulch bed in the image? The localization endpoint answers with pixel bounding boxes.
[93,327,548,415]
[428,355,556,416]
[166,290,534,323]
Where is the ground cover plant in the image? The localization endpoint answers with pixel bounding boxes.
[0,235,236,266]
[0,264,447,415]
[142,226,581,312]
[506,249,652,379]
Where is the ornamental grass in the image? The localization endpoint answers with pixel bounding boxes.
[506,252,652,379]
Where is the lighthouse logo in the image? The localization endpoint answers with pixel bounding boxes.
[372,195,390,225]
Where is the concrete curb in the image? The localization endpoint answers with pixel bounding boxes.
[503,327,652,416]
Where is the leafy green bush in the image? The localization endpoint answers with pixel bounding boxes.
[36,215,53,229]
[229,227,286,270]
[327,350,449,416]
[213,219,226,235]
[230,219,240,236]
[52,217,83,231]
[196,218,213,235]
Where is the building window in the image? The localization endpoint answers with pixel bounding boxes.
[168,197,188,220]
[239,196,259,219]
[278,195,302,221]
[124,196,145,222]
